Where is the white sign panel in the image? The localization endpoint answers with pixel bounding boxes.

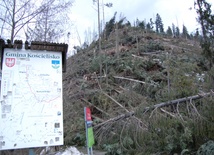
[0,49,63,150]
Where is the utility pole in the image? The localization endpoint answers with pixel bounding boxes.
[97,0,102,76]
[115,22,119,57]
[102,0,105,39]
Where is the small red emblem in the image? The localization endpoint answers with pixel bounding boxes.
[5,58,15,67]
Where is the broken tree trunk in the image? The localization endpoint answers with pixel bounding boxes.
[94,91,213,128]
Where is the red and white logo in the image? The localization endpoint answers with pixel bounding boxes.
[5,58,15,67]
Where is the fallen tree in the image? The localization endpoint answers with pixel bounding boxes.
[94,91,213,128]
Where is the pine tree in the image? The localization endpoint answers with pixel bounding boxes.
[150,18,154,30]
[105,12,117,39]
[139,20,145,29]
[155,13,164,33]
[194,28,200,40]
[172,23,176,37]
[182,24,189,39]
[160,24,164,33]
[195,0,214,68]
[195,28,199,37]
[175,26,180,37]
[146,22,151,30]
[166,26,173,36]
[136,18,140,27]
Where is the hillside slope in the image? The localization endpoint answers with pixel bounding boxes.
[63,27,214,154]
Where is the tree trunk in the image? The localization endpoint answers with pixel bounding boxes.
[11,0,16,43]
[94,92,213,128]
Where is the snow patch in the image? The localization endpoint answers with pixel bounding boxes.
[55,147,85,155]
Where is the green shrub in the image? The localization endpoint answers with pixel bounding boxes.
[197,140,214,155]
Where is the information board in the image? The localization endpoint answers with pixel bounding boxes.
[0,49,63,150]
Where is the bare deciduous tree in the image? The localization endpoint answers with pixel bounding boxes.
[0,0,73,42]
[26,0,73,42]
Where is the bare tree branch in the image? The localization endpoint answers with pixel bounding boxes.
[113,76,146,84]
[0,12,12,27]
[13,12,40,38]
[0,0,73,42]
[81,98,111,117]
[94,91,213,128]
[2,0,13,19]
[14,0,31,14]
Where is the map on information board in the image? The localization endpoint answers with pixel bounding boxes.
[0,49,63,150]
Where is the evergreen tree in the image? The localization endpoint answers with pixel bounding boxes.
[105,12,117,39]
[194,28,200,40]
[155,14,160,33]
[149,18,154,30]
[126,21,131,27]
[136,18,140,27]
[155,13,164,33]
[195,0,214,68]
[189,33,194,40]
[175,26,180,37]
[146,22,151,30]
[139,20,145,29]
[160,24,164,33]
[118,17,126,29]
[166,26,173,36]
[135,18,145,29]
[172,23,176,37]
[182,24,190,39]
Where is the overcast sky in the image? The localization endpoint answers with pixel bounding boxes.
[68,0,213,53]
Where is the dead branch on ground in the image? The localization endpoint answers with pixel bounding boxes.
[113,76,146,84]
[94,91,213,128]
